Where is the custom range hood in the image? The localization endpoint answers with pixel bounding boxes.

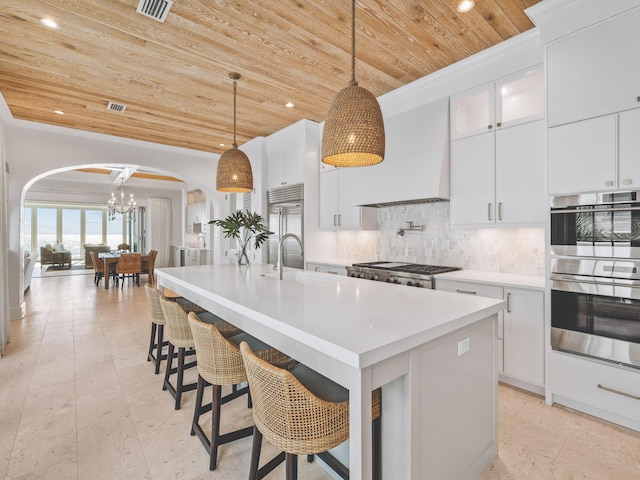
[346,97,450,208]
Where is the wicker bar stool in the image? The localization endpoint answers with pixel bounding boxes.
[144,283,169,374]
[187,312,294,470]
[160,296,243,409]
[240,341,382,480]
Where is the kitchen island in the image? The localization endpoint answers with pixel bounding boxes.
[155,263,505,480]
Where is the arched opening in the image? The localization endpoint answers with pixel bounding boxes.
[19,163,222,292]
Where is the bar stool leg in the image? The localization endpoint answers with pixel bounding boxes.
[163,343,175,391]
[248,426,262,480]
[155,325,165,375]
[285,453,297,480]
[175,347,186,409]
[147,322,157,363]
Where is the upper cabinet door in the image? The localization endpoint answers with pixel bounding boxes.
[450,83,494,140]
[495,120,546,224]
[547,7,640,127]
[618,108,640,190]
[450,132,495,226]
[496,66,544,129]
[548,114,618,195]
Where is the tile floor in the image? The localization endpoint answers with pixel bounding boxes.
[1,274,639,479]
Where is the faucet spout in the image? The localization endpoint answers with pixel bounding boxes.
[277,233,303,280]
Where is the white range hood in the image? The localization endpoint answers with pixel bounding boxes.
[342,97,450,207]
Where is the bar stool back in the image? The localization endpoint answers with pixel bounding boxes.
[187,312,293,471]
[144,283,168,374]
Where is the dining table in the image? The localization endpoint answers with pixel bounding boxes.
[98,252,153,289]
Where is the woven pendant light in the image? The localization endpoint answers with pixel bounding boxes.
[216,73,254,193]
[321,0,385,167]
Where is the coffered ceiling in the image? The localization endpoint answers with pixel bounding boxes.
[0,0,541,154]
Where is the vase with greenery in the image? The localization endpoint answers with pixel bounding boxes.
[209,210,273,265]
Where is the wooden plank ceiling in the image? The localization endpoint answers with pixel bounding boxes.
[0,0,541,154]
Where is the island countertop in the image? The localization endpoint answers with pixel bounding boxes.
[155,263,505,370]
[155,262,505,479]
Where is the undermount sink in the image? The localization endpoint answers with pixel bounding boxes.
[263,271,340,285]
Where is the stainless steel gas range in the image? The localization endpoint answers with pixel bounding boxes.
[346,262,461,289]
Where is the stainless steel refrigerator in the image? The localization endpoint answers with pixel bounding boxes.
[267,184,304,269]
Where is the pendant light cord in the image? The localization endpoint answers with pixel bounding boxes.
[232,79,238,149]
[350,0,357,87]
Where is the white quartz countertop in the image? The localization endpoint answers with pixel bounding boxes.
[156,263,505,370]
[434,270,545,290]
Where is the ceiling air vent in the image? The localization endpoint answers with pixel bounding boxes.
[107,101,127,113]
[136,0,173,22]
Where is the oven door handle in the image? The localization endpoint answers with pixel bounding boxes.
[551,205,640,214]
[551,276,640,300]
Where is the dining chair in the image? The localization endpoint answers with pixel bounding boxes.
[240,341,382,480]
[141,249,158,283]
[116,253,142,288]
[89,251,116,286]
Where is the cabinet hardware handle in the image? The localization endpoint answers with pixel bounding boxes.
[327,271,338,275]
[506,292,511,313]
[338,214,341,226]
[605,180,614,187]
[496,122,502,127]
[314,266,319,272]
[488,124,493,130]
[623,179,632,185]
[456,289,477,295]
[597,384,640,401]
[488,203,492,221]
[498,202,503,221]
[637,96,640,103]
[333,214,337,227]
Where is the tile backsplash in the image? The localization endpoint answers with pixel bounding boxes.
[336,202,545,276]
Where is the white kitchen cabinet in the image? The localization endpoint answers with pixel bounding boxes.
[547,7,640,128]
[435,277,544,392]
[451,65,543,140]
[306,262,347,276]
[548,351,640,431]
[186,201,205,233]
[319,169,377,230]
[502,287,544,387]
[450,119,546,226]
[267,142,305,190]
[549,109,640,195]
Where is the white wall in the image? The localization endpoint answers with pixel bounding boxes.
[1,110,227,322]
[0,119,9,355]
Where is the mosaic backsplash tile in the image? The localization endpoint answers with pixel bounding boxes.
[336,202,545,276]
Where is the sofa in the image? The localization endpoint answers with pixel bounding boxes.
[24,252,38,291]
[40,244,71,269]
[84,244,111,268]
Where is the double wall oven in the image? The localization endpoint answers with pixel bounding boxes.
[550,191,640,368]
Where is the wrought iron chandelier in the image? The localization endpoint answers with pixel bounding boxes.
[108,178,136,221]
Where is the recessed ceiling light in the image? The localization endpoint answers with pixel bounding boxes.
[456,0,475,13]
[40,18,60,29]
[285,102,294,108]
[53,110,65,115]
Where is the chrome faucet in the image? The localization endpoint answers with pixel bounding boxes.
[277,233,303,280]
[197,235,206,248]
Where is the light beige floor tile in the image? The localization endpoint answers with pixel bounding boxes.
[5,274,640,480]
[9,459,78,480]
[5,411,77,479]
[77,417,151,480]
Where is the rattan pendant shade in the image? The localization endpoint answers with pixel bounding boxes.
[321,0,385,167]
[216,73,254,193]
